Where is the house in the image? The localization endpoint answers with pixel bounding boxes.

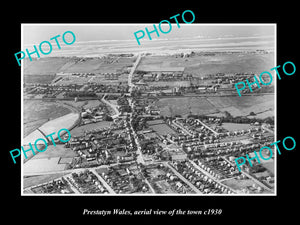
[175,182,183,189]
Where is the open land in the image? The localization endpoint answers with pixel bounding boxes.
[155,95,274,118]
[23,100,73,136]
[23,56,135,75]
[137,52,274,77]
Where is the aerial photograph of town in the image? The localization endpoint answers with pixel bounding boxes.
[22,24,276,195]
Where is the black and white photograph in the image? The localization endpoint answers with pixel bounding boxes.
[21,24,276,196]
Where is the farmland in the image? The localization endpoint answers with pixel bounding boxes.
[60,100,87,109]
[70,121,113,137]
[38,113,80,139]
[23,157,67,174]
[32,145,77,159]
[23,172,71,189]
[147,81,191,87]
[24,74,56,84]
[82,100,103,109]
[155,94,274,119]
[155,97,218,117]
[23,100,73,136]
[24,56,135,75]
[137,52,275,77]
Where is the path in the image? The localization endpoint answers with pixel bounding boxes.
[196,119,219,135]
[163,162,202,194]
[90,168,116,194]
[188,160,237,193]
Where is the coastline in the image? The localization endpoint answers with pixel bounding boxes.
[23,34,274,58]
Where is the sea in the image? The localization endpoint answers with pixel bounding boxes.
[23,24,275,58]
[50,35,275,57]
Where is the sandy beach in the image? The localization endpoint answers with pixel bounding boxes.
[30,35,274,58]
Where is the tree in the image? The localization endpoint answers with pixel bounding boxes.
[103,114,113,121]
[135,70,148,75]
[224,111,232,118]
[264,117,274,124]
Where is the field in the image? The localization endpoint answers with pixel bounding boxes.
[155,97,218,117]
[24,57,73,75]
[83,100,102,109]
[23,173,71,189]
[143,132,159,139]
[146,81,191,87]
[24,56,135,75]
[148,121,177,136]
[32,145,77,159]
[24,119,49,137]
[38,113,80,140]
[23,52,274,79]
[55,75,93,85]
[60,100,87,109]
[221,123,252,131]
[214,95,274,118]
[259,160,275,175]
[138,52,274,77]
[70,121,113,136]
[221,178,259,192]
[23,100,73,136]
[24,74,56,84]
[155,95,274,118]
[23,145,76,175]
[24,157,67,174]
[89,73,128,84]
[54,74,129,86]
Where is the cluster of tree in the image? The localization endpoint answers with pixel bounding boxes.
[187,111,274,125]
[65,91,96,97]
[131,116,147,131]
[135,70,148,75]
[103,114,113,121]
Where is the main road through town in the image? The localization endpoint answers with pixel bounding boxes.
[128,53,142,91]
[127,54,145,164]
